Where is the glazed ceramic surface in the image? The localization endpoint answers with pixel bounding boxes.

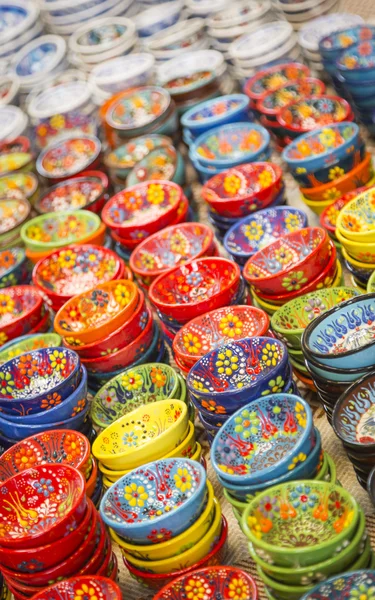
[278,96,351,133]
[0,333,61,365]
[21,210,101,250]
[0,153,32,177]
[300,570,375,600]
[0,285,43,342]
[104,135,171,172]
[106,87,170,130]
[336,187,375,241]
[181,93,250,133]
[319,25,374,57]
[35,176,105,214]
[211,394,313,484]
[0,247,27,288]
[337,41,375,81]
[127,146,180,186]
[244,62,310,101]
[100,458,206,543]
[0,173,38,202]
[333,372,375,447]
[0,198,30,236]
[36,136,101,179]
[91,363,179,428]
[320,185,372,235]
[29,576,122,600]
[258,79,326,117]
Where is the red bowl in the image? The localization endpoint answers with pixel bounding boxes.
[244,62,311,102]
[81,307,154,373]
[0,464,87,549]
[29,307,51,334]
[14,575,122,600]
[0,137,31,154]
[102,181,184,240]
[201,163,283,219]
[149,258,241,322]
[0,285,44,343]
[320,184,373,236]
[63,290,147,359]
[277,95,351,134]
[257,77,326,119]
[123,516,228,591]
[243,227,331,296]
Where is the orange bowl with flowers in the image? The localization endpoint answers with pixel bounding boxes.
[0,285,44,343]
[54,279,139,345]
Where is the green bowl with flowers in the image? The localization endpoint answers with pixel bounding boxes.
[0,333,62,365]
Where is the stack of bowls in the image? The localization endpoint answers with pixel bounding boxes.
[0,465,117,599]
[0,332,62,365]
[0,197,31,250]
[144,18,207,64]
[299,572,375,600]
[100,457,228,591]
[134,1,183,38]
[242,479,370,600]
[243,227,341,316]
[244,61,310,109]
[189,122,271,184]
[130,223,218,292]
[302,294,375,424]
[0,285,49,348]
[202,163,285,241]
[283,122,371,216]
[0,347,93,447]
[36,135,102,185]
[54,279,164,393]
[102,181,189,259]
[0,106,28,143]
[148,257,244,342]
[271,287,360,389]
[0,0,42,69]
[272,0,342,32]
[32,244,127,312]
[187,337,295,443]
[173,304,270,375]
[13,577,122,600]
[224,206,308,268]
[0,247,31,289]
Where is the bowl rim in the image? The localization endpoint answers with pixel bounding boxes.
[69,16,137,56]
[29,575,122,600]
[341,245,375,269]
[337,40,375,73]
[300,567,375,600]
[0,332,62,363]
[305,348,375,376]
[105,85,171,131]
[336,187,375,241]
[277,94,352,132]
[181,93,249,130]
[34,171,108,215]
[21,210,101,249]
[0,284,43,332]
[243,61,310,101]
[0,196,31,235]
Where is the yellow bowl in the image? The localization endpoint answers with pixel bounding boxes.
[92,399,189,470]
[301,193,335,216]
[341,246,375,270]
[336,227,375,263]
[336,187,375,243]
[122,493,222,573]
[190,441,202,462]
[110,479,215,561]
[98,421,197,482]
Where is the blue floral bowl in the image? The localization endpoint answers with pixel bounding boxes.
[302,294,375,370]
[319,25,372,61]
[2,366,87,425]
[0,347,80,416]
[181,94,251,136]
[210,393,314,486]
[337,41,375,82]
[100,458,207,544]
[224,207,308,262]
[300,570,375,600]
[186,337,290,415]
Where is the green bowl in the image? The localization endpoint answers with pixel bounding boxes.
[242,480,359,568]
[0,333,62,365]
[20,210,101,252]
[271,287,361,350]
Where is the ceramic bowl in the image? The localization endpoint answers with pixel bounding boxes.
[243,227,331,296]
[173,305,269,368]
[126,145,184,187]
[211,393,313,484]
[92,399,188,470]
[335,226,375,263]
[28,576,122,600]
[104,135,171,179]
[0,173,38,205]
[100,457,206,543]
[224,207,308,262]
[34,172,108,215]
[337,41,375,82]
[149,257,241,323]
[302,294,375,369]
[336,187,375,242]
[89,52,154,95]
[0,463,86,549]
[0,247,29,289]
[277,95,351,137]
[54,279,139,346]
[135,1,182,37]
[242,480,358,567]
[257,78,326,120]
[91,363,180,428]
[104,86,171,132]
[0,333,62,365]
[300,570,375,600]
[319,25,372,59]
[201,162,283,219]
[35,135,101,183]
[0,151,33,178]
[320,184,374,237]
[271,287,360,350]
[244,62,310,102]
[0,285,45,344]
[181,93,251,135]
[0,197,31,247]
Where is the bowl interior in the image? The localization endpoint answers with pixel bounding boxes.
[31,576,121,600]
[183,94,248,125]
[0,198,30,235]
[0,173,37,201]
[259,78,325,114]
[128,145,177,185]
[104,135,171,170]
[193,123,268,164]
[38,137,100,178]
[36,176,104,213]
[0,286,41,329]
[337,187,375,237]
[0,333,62,365]
[283,122,357,164]
[202,163,280,204]
[320,186,370,232]
[245,63,310,99]
[278,96,349,130]
[22,211,100,247]
[338,41,375,71]
[106,87,170,129]
[0,153,32,176]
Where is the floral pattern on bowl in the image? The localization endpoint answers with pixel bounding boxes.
[91,363,180,428]
[0,247,25,278]
[35,177,104,214]
[21,210,101,250]
[0,173,38,201]
[336,187,375,240]
[259,79,326,117]
[0,285,43,342]
[0,153,33,177]
[320,185,371,235]
[0,333,61,365]
[36,136,101,179]
[26,576,122,600]
[244,62,310,101]
[127,145,178,186]
[0,198,30,236]
[106,87,170,130]
[164,71,213,95]
[332,372,375,446]
[300,570,375,599]
[104,135,171,171]
[277,96,351,133]
[337,41,375,74]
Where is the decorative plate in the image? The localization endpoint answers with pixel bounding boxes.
[106,87,170,130]
[35,177,104,213]
[104,135,171,170]
[36,136,101,179]
[277,95,350,132]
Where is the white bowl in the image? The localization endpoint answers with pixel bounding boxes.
[11,34,67,86]
[69,16,136,56]
[27,80,91,119]
[152,38,209,62]
[43,0,125,25]
[234,33,298,68]
[40,0,106,13]
[89,52,155,93]
[273,0,328,12]
[72,34,137,65]
[134,1,183,37]
[207,0,271,29]
[184,0,228,16]
[229,20,292,61]
[45,1,131,35]
[145,17,205,53]
[157,49,225,85]
[298,12,363,51]
[0,105,28,142]
[0,20,44,59]
[0,0,39,45]
[0,74,20,105]
[280,0,338,22]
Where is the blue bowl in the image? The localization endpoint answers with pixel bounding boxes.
[210,393,314,486]
[224,206,308,261]
[197,407,229,428]
[0,347,80,416]
[100,458,207,544]
[305,354,374,383]
[191,146,272,184]
[181,94,251,136]
[337,41,375,82]
[303,294,375,370]
[319,26,368,61]
[343,75,375,98]
[0,247,30,288]
[300,571,375,600]
[2,366,87,424]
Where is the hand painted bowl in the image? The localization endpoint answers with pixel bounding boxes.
[0,173,38,205]
[104,86,171,132]
[201,162,283,219]
[224,207,308,261]
[91,363,180,429]
[28,576,122,600]
[0,153,33,179]
[0,463,86,549]
[277,95,352,136]
[181,93,251,135]
[36,136,102,182]
[271,287,361,350]
[335,228,375,263]
[0,333,62,365]
[0,197,31,246]
[242,480,359,568]
[104,135,171,178]
[320,184,373,237]
[243,227,331,296]
[244,62,311,102]
[149,257,241,322]
[92,399,189,470]
[300,570,375,600]
[187,337,289,414]
[282,121,361,173]
[126,145,184,187]
[337,41,375,82]
[32,245,124,309]
[130,222,214,287]
[102,181,184,241]
[0,285,44,343]
[100,458,206,544]
[211,393,313,484]
[190,122,270,168]
[258,78,326,120]
[319,25,373,59]
[34,171,109,215]
[336,187,375,242]
[0,247,29,289]
[302,294,375,369]
[20,210,101,253]
[0,347,80,416]
[54,280,139,345]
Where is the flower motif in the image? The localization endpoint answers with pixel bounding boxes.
[201,399,226,414]
[274,247,293,265]
[114,283,131,307]
[150,367,167,388]
[295,401,307,427]
[328,166,345,180]
[281,271,308,292]
[184,576,211,600]
[33,478,54,498]
[328,490,346,517]
[284,214,301,232]
[340,213,364,233]
[147,528,173,544]
[259,495,280,519]
[318,128,336,147]
[244,221,264,242]
[140,251,156,270]
[192,380,209,393]
[57,249,76,268]
[18,354,39,377]
[261,343,279,367]
[170,231,189,255]
[147,183,164,205]
[186,271,202,286]
[64,433,82,458]
[71,398,86,416]
[215,348,239,376]
[296,140,312,157]
[174,467,192,492]
[122,432,139,447]
[14,447,37,471]
[0,331,8,346]
[261,375,285,395]
[290,484,318,510]
[124,482,148,507]
[0,371,14,395]
[228,576,250,599]
[348,583,375,599]
[219,313,243,338]
[17,559,44,573]
[74,583,99,600]
[49,350,67,372]
[121,371,143,391]
[183,332,202,354]
[258,170,274,189]
[304,297,326,321]
[322,187,342,202]
[267,73,287,90]
[0,293,14,315]
[223,174,242,195]
[41,392,62,410]
[288,453,307,470]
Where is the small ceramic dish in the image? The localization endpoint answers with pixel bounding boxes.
[277,95,351,136]
[258,78,326,119]
[0,172,38,205]
[336,227,375,263]
[244,227,331,296]
[135,1,182,37]
[244,62,310,102]
[104,135,171,178]
[89,52,154,95]
[0,197,31,246]
[0,463,86,549]
[92,399,189,470]
[36,136,101,182]
[337,41,375,82]
[181,93,250,136]
[12,34,67,85]
[336,187,375,242]
[100,457,206,544]
[319,24,371,59]
[105,86,171,132]
[126,145,184,187]
[54,279,139,346]
[149,257,241,323]
[0,285,44,342]
[29,576,122,600]
[69,16,136,55]
[34,172,108,215]
[320,184,373,237]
